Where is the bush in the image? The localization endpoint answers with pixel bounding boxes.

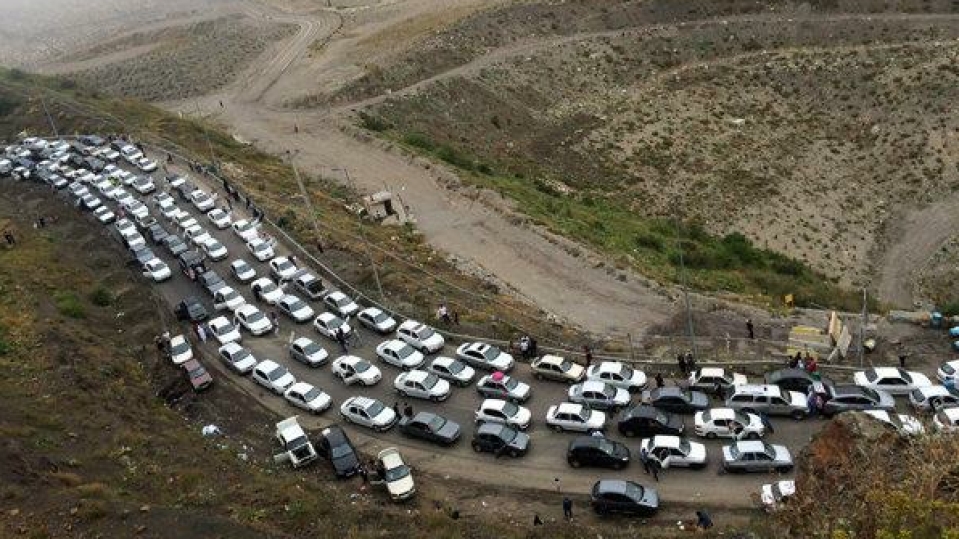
[89,287,113,307]
[55,292,86,319]
[402,132,434,151]
[358,111,391,132]
[436,145,474,170]
[634,232,665,251]
[940,301,959,317]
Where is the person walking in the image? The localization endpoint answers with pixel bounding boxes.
[271,311,280,336]
[677,353,687,376]
[562,497,572,521]
[583,345,593,369]
[3,231,15,246]
[393,401,400,418]
[759,412,775,435]
[746,318,755,339]
[336,327,348,354]
[655,373,665,388]
[650,458,660,482]
[533,514,543,526]
[639,447,651,474]
[696,510,714,530]
[196,323,207,343]
[403,402,413,418]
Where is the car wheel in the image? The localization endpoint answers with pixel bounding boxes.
[471,442,482,453]
[612,461,625,470]
[569,459,581,468]
[791,410,806,420]
[431,395,443,403]
[398,389,407,398]
[777,466,792,474]
[622,429,635,438]
[551,424,564,433]
[705,432,717,440]
[508,448,520,458]
[746,431,761,440]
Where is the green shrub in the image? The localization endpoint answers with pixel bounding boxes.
[55,292,86,319]
[436,145,474,170]
[635,232,665,251]
[89,287,113,307]
[358,111,391,132]
[940,301,959,317]
[402,132,434,151]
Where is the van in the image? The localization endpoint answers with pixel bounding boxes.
[725,384,807,419]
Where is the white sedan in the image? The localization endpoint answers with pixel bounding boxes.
[135,157,158,172]
[230,259,257,283]
[284,382,332,414]
[190,189,215,212]
[396,320,444,353]
[168,334,193,365]
[289,337,329,367]
[232,219,260,241]
[586,361,648,393]
[142,258,172,282]
[93,206,115,223]
[376,340,426,370]
[313,312,353,340]
[475,399,532,430]
[640,435,708,469]
[201,238,228,261]
[394,370,451,402]
[277,295,315,323]
[252,360,296,395]
[159,201,179,220]
[456,342,514,372]
[246,238,275,262]
[853,367,933,396]
[234,304,273,336]
[863,410,925,436]
[184,225,213,247]
[376,448,416,501]
[332,355,382,386]
[934,407,959,433]
[694,408,765,440]
[218,342,257,374]
[356,307,397,334]
[427,356,475,387]
[132,176,155,194]
[212,286,246,312]
[545,402,605,433]
[340,396,397,432]
[207,208,232,229]
[939,360,959,384]
[323,291,360,318]
[208,316,242,345]
[124,200,149,220]
[269,256,299,282]
[250,277,284,305]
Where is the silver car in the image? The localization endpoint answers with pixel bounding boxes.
[821,385,895,418]
[721,441,793,473]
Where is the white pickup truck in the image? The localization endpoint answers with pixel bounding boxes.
[273,416,318,468]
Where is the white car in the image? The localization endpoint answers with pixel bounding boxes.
[323,291,360,318]
[456,342,514,372]
[269,256,299,282]
[274,416,317,469]
[175,213,197,231]
[289,337,329,367]
[247,238,275,262]
[284,382,332,414]
[688,367,749,394]
[124,200,149,220]
[218,342,257,374]
[207,208,231,229]
[234,304,273,336]
[117,170,136,187]
[277,294,315,323]
[232,219,260,241]
[938,360,959,384]
[568,380,631,411]
[201,238,229,261]
[908,385,959,412]
[124,232,147,251]
[184,225,213,247]
[694,408,765,440]
[356,307,397,334]
[93,206,115,223]
[427,356,475,387]
[475,399,532,430]
[376,340,426,370]
[639,435,708,469]
[376,448,416,501]
[760,480,796,513]
[207,316,242,345]
[332,355,382,386]
[934,407,959,433]
[394,369,451,402]
[168,334,193,365]
[132,176,155,194]
[340,396,397,432]
[212,286,246,312]
[80,194,102,210]
[586,362,648,393]
[158,200,179,220]
[313,312,353,340]
[252,360,296,395]
[153,192,174,207]
[862,410,925,436]
[110,188,132,203]
[230,259,257,283]
[853,367,933,396]
[142,258,172,282]
[95,178,115,194]
[396,319,444,353]
[120,144,142,162]
[545,402,606,433]
[190,189,215,212]
[135,157,158,173]
[99,148,120,162]
[251,277,285,305]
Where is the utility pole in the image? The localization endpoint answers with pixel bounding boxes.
[287,150,325,252]
[860,288,867,367]
[337,167,385,303]
[193,100,218,171]
[673,214,698,361]
[39,95,59,139]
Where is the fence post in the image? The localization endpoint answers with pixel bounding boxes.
[627,333,634,363]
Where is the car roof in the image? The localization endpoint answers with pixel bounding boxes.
[337,355,363,365]
[236,304,258,315]
[699,367,725,377]
[220,342,243,353]
[477,422,508,435]
[257,359,280,370]
[627,405,664,419]
[469,342,491,352]
[378,448,404,468]
[361,306,383,315]
[651,435,681,448]
[537,354,565,366]
[595,480,630,494]
[767,368,811,381]
[349,396,377,408]
[869,367,903,378]
[709,408,736,419]
[209,316,231,327]
[918,385,952,396]
[288,382,313,393]
[481,399,509,410]
[596,361,624,373]
[317,312,337,321]
[734,440,768,452]
[385,340,408,351]
[321,424,350,444]
[170,334,187,344]
[432,356,455,366]
[292,337,314,347]
[581,380,610,392]
[398,319,423,329]
[833,384,870,396]
[943,407,959,419]
[327,291,347,299]
[556,402,585,415]
[652,387,684,398]
[403,370,429,383]
[730,384,783,397]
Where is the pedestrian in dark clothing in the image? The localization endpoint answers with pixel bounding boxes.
[358,466,368,483]
[245,197,251,209]
[696,510,713,529]
[452,311,460,326]
[746,318,755,339]
[403,402,413,418]
[650,459,660,482]
[639,447,651,474]
[271,312,280,335]
[219,100,224,108]
[655,373,665,388]
[393,401,400,418]
[336,328,348,353]
[562,497,572,521]
[316,241,324,254]
[899,353,907,369]
[4,231,15,245]
[714,382,725,401]
[583,345,593,369]
[686,354,697,374]
[789,351,800,369]
[155,335,165,356]
[289,254,297,267]
[759,412,775,435]
[533,514,543,526]
[678,353,687,376]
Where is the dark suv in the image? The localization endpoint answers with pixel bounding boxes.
[175,296,209,322]
[198,270,226,296]
[567,436,630,469]
[616,405,684,438]
[471,422,529,458]
[765,368,834,395]
[316,425,361,478]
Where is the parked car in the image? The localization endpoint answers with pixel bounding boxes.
[168,334,193,365]
[688,367,748,396]
[398,412,461,445]
[567,436,630,469]
[250,277,284,305]
[269,256,299,282]
[284,382,332,414]
[394,370,451,402]
[617,405,685,438]
[340,396,398,432]
[374,448,416,501]
[218,342,256,374]
[290,270,328,300]
[289,337,329,367]
[476,373,531,402]
[639,435,708,469]
[182,359,213,392]
[251,360,296,395]
[246,238,275,262]
[760,480,796,513]
[357,307,397,334]
[693,408,765,440]
[277,294,315,323]
[313,312,353,340]
[908,385,959,413]
[376,339,426,370]
[475,399,532,430]
[821,385,896,417]
[174,296,208,322]
[323,291,360,318]
[147,223,169,244]
[207,316,242,345]
[641,387,709,414]
[93,206,115,223]
[589,480,659,516]
[201,238,228,261]
[207,208,231,229]
[568,380,630,411]
[230,259,257,283]
[396,319,444,354]
[862,410,925,436]
[721,441,793,473]
[853,367,932,396]
[332,355,381,386]
[724,384,808,419]
[471,422,529,458]
[232,219,260,241]
[456,342,514,372]
[274,416,317,468]
[530,354,585,383]
[765,368,834,395]
[933,406,959,433]
[212,287,246,313]
[190,189,215,211]
[316,425,361,478]
[546,402,606,433]
[234,304,273,336]
[586,362,647,393]
[198,270,226,296]
[427,356,475,387]
[163,235,189,257]
[141,258,172,282]
[937,360,959,384]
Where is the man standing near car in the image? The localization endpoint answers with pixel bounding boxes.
[336,327,348,354]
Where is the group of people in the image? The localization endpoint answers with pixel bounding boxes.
[436,303,459,326]
[676,351,698,377]
[392,401,414,419]
[788,350,819,375]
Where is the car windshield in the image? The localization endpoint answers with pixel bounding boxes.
[597,440,616,454]
[679,439,691,454]
[943,363,956,375]
[897,369,913,384]
[427,415,446,431]
[289,299,306,311]
[734,412,751,425]
[865,370,879,383]
[170,341,189,354]
[216,322,235,335]
[396,345,413,359]
[303,342,321,355]
[447,361,464,374]
[936,410,951,426]
[277,260,293,271]
[328,317,343,329]
[655,411,670,424]
[618,364,634,378]
[304,387,322,401]
[335,296,350,306]
[728,445,741,459]
[354,360,371,373]
[261,283,277,294]
[383,463,410,482]
[247,311,265,323]
[623,482,645,501]
[498,426,517,443]
[601,385,616,398]
[189,365,207,377]
[233,350,251,363]
[267,365,289,381]
[483,346,501,361]
[861,387,880,402]
[763,444,775,459]
[423,373,440,388]
[235,262,250,272]
[331,444,353,459]
[417,326,435,339]
[223,290,239,301]
[503,377,518,390]
[372,311,388,323]
[366,401,385,417]
[501,402,519,416]
[287,436,308,450]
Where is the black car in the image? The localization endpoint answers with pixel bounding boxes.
[175,181,196,202]
[148,224,170,244]
[163,235,189,257]
[80,135,106,148]
[617,405,684,438]
[398,412,461,446]
[316,425,361,478]
[471,422,529,458]
[641,387,710,414]
[765,368,834,395]
[178,250,206,277]
[175,296,209,322]
[198,270,226,296]
[567,436,630,469]
[590,480,659,516]
[131,246,156,268]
